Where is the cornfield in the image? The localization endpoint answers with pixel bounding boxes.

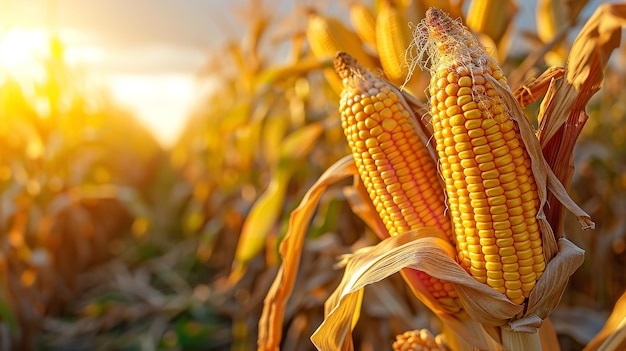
[1,0,626,350]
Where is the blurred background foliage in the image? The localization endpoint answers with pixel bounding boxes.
[0,0,624,350]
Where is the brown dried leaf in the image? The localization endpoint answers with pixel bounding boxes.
[513,66,565,108]
[525,239,585,322]
[535,4,626,237]
[538,3,626,146]
[258,155,357,351]
[541,110,588,237]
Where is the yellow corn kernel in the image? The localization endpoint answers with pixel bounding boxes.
[392,329,445,351]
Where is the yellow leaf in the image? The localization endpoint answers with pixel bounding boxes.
[230,174,289,283]
[278,121,325,168]
[231,122,325,283]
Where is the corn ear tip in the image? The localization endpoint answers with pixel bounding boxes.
[333,51,356,81]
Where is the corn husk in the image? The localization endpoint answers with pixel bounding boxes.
[537,3,626,236]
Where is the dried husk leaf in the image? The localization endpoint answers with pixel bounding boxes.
[525,239,585,322]
[536,73,585,187]
[513,66,565,108]
[534,4,626,239]
[258,155,356,351]
[541,110,588,237]
[538,3,626,145]
[537,75,559,128]
[501,325,542,351]
[311,230,524,351]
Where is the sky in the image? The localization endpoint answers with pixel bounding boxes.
[0,0,611,146]
[0,0,248,146]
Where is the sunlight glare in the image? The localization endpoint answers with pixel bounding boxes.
[0,28,49,77]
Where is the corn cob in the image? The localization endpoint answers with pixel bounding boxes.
[349,2,378,50]
[375,1,416,85]
[466,0,512,45]
[420,8,545,305]
[306,10,376,65]
[306,9,377,94]
[334,52,460,311]
[392,329,445,351]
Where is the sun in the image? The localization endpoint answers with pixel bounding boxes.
[0,28,49,77]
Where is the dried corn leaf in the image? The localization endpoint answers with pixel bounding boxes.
[534,4,626,238]
[258,155,356,351]
[513,66,565,108]
[525,239,585,324]
[541,109,589,237]
[538,3,626,146]
[311,229,523,351]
